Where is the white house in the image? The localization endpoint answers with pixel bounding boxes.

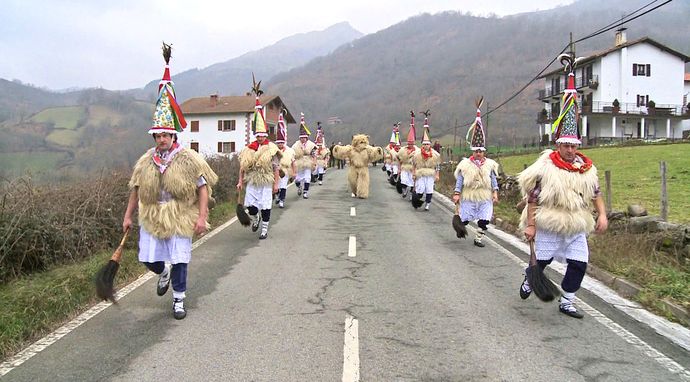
[178,94,296,157]
[537,29,690,144]
[683,73,690,138]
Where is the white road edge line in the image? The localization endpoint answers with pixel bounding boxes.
[342,315,360,382]
[0,217,238,378]
[348,235,357,258]
[432,192,690,379]
[350,207,356,217]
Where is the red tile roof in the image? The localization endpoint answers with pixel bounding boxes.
[180,95,296,123]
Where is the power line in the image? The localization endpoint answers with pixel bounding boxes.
[456,0,673,129]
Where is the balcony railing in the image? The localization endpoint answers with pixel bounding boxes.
[585,101,688,117]
[538,75,599,99]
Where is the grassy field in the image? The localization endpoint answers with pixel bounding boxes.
[46,129,81,147]
[0,201,235,361]
[30,106,85,130]
[495,142,690,223]
[0,152,70,176]
[86,105,124,127]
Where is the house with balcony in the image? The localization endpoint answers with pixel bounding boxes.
[178,94,296,157]
[537,29,690,144]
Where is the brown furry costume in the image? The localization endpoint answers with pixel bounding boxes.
[238,142,281,186]
[332,134,384,198]
[518,149,599,236]
[278,145,295,176]
[412,147,441,177]
[397,145,419,172]
[315,146,330,168]
[453,157,499,202]
[292,140,317,171]
[130,148,218,239]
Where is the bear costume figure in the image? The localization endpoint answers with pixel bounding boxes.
[333,134,383,198]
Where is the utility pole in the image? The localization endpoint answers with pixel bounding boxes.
[453,118,458,162]
[485,101,489,151]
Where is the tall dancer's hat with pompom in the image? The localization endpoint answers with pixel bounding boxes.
[250,73,268,137]
[407,111,416,144]
[149,42,187,134]
[315,122,324,146]
[275,108,287,143]
[298,113,311,138]
[466,97,486,151]
[421,109,432,145]
[552,53,582,145]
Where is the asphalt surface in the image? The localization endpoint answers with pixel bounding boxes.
[3,166,689,381]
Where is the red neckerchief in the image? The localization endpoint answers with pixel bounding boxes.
[388,144,395,151]
[247,139,269,151]
[421,146,432,160]
[549,150,593,173]
[469,155,485,168]
[152,142,181,174]
[394,146,400,152]
[406,146,415,155]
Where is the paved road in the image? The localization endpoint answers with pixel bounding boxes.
[3,167,689,381]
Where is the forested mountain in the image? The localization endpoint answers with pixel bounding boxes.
[266,0,690,146]
[131,22,363,102]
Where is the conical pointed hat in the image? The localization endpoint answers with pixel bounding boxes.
[299,113,311,138]
[275,109,287,143]
[149,42,187,134]
[421,110,431,145]
[552,54,581,145]
[407,111,416,144]
[467,97,486,151]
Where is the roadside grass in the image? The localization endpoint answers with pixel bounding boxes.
[30,106,85,130]
[440,142,690,325]
[0,201,235,362]
[495,142,690,223]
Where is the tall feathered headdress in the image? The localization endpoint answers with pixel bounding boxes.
[421,109,432,145]
[466,97,486,151]
[251,72,268,137]
[149,42,187,134]
[407,111,416,144]
[551,53,582,144]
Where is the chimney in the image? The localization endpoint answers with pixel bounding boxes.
[615,28,627,47]
[210,94,218,107]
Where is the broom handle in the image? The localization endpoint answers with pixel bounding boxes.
[110,228,130,262]
[528,240,537,267]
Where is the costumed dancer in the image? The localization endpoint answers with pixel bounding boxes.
[517,53,608,318]
[275,109,295,209]
[314,122,330,185]
[237,75,281,239]
[452,97,499,248]
[397,111,419,199]
[332,135,384,199]
[123,43,218,320]
[390,123,401,186]
[291,113,317,199]
[411,110,440,211]
[383,125,397,179]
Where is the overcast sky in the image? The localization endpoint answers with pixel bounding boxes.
[0,0,573,91]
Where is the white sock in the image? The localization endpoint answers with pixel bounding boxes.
[561,292,575,303]
[173,291,186,300]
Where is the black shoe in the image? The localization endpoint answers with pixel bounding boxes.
[519,276,532,300]
[559,299,584,319]
[251,217,260,232]
[473,239,485,247]
[156,264,171,296]
[173,298,187,320]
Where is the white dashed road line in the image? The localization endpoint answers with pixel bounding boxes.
[350,207,356,216]
[348,235,357,258]
[342,315,360,382]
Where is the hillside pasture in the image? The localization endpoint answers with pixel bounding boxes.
[495,143,690,224]
[30,106,85,130]
[0,152,70,176]
[46,129,81,147]
[86,105,124,128]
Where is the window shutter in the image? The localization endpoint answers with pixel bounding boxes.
[646,64,651,77]
[632,64,637,76]
[218,142,222,152]
[218,121,222,131]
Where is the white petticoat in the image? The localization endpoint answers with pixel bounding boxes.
[400,171,414,187]
[535,228,589,263]
[414,176,435,194]
[244,182,273,210]
[460,199,493,222]
[138,226,192,264]
[295,168,311,183]
[278,174,289,188]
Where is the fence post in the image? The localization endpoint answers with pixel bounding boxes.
[660,161,668,221]
[605,170,612,213]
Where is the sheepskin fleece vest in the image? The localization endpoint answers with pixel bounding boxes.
[278,146,295,174]
[130,148,218,239]
[518,149,599,236]
[315,146,330,167]
[454,157,498,202]
[292,140,316,170]
[239,141,280,186]
[413,149,440,177]
[397,146,419,172]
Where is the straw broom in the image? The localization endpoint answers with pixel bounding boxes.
[452,202,467,238]
[95,228,130,303]
[527,240,561,302]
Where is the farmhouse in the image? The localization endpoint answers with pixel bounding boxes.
[538,29,690,144]
[178,94,296,157]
